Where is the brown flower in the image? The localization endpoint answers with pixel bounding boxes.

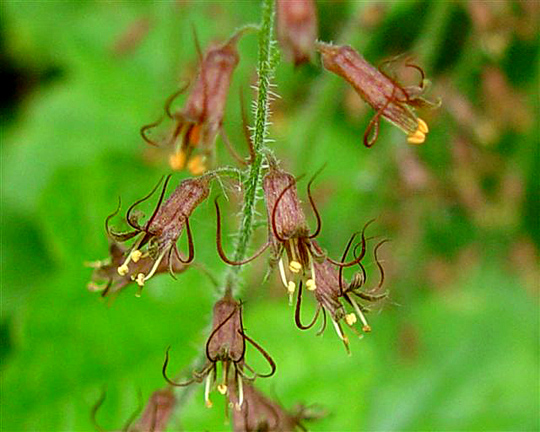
[276,0,318,66]
[142,30,247,174]
[87,242,188,298]
[106,174,210,293]
[131,389,176,432]
[228,382,315,432]
[215,164,326,303]
[316,41,439,147]
[294,231,388,353]
[163,296,276,409]
[91,388,175,432]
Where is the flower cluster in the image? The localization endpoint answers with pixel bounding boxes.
[87,2,438,429]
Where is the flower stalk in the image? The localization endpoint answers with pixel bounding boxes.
[224,0,277,295]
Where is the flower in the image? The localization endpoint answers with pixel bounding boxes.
[316,41,439,147]
[262,165,324,300]
[276,0,318,66]
[141,30,247,174]
[228,382,317,432]
[215,164,325,302]
[162,295,276,409]
[294,231,388,353]
[86,241,188,299]
[105,174,210,294]
[91,388,175,432]
[132,389,176,432]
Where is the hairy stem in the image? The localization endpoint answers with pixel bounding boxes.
[224,0,276,295]
[170,0,277,419]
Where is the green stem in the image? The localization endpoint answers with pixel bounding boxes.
[224,0,276,295]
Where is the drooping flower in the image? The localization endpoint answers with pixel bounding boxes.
[91,388,175,432]
[228,382,318,432]
[141,29,247,174]
[276,0,318,66]
[87,241,188,299]
[131,389,176,432]
[294,230,388,353]
[215,164,324,302]
[163,295,276,409]
[316,41,439,147]
[105,174,210,295]
[216,163,368,304]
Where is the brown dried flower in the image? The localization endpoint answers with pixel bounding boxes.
[105,174,210,294]
[163,295,276,409]
[316,41,439,147]
[276,0,318,66]
[142,30,246,174]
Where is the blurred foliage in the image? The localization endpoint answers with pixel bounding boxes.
[1,1,539,431]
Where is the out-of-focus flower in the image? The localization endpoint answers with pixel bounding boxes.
[91,388,175,432]
[86,241,188,299]
[228,382,319,432]
[295,231,388,353]
[142,30,247,174]
[130,389,176,432]
[163,296,276,409]
[105,174,210,295]
[316,41,439,147]
[276,0,318,66]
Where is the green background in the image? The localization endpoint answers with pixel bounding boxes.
[2,1,538,431]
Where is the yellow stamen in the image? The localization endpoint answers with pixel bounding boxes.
[217,383,227,394]
[287,281,296,294]
[350,297,372,333]
[117,264,129,276]
[204,370,214,408]
[305,279,317,291]
[135,273,145,287]
[187,155,206,175]
[141,249,168,284]
[407,130,426,145]
[289,260,302,273]
[169,151,186,171]
[417,117,429,134]
[345,313,357,326]
[131,249,142,263]
[236,374,244,410]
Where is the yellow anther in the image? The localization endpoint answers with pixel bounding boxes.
[217,384,228,395]
[345,313,357,326]
[407,130,426,145]
[131,249,142,263]
[305,279,317,291]
[205,400,213,408]
[135,273,145,287]
[169,151,186,171]
[362,325,372,332]
[287,281,296,294]
[117,264,129,276]
[187,155,207,175]
[289,260,302,273]
[417,118,429,134]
